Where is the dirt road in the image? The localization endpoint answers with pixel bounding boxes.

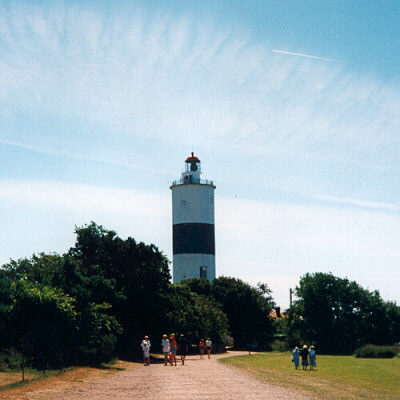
[1,352,308,400]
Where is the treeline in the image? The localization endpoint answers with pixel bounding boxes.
[1,222,399,367]
[0,223,275,368]
[279,272,400,354]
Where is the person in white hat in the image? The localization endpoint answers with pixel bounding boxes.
[140,335,151,365]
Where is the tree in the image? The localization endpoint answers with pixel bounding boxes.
[1,222,172,361]
[167,283,228,346]
[0,270,12,349]
[77,302,122,364]
[8,281,77,368]
[184,277,275,349]
[1,253,65,287]
[292,272,400,354]
[67,222,171,356]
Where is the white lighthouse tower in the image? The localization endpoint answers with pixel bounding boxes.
[170,153,216,282]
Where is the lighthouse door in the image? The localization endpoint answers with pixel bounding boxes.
[200,266,208,279]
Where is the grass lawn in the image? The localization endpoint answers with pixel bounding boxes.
[220,352,400,400]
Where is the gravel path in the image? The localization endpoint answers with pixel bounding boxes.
[5,352,309,400]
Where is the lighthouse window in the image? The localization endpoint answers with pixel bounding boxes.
[200,266,208,279]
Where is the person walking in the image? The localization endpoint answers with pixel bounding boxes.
[309,345,317,370]
[169,334,177,366]
[300,345,309,370]
[177,333,189,365]
[161,334,170,366]
[205,337,212,359]
[140,335,151,365]
[141,340,150,366]
[291,346,300,369]
[199,339,205,359]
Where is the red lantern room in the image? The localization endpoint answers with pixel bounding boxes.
[185,152,201,172]
[182,152,201,184]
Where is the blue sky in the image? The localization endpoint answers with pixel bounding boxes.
[1,1,400,308]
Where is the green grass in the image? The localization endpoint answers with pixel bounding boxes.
[0,368,66,391]
[220,353,400,400]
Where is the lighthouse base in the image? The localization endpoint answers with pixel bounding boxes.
[173,253,215,283]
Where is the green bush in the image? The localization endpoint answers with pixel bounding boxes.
[270,339,290,352]
[355,344,400,358]
[8,281,78,369]
[0,350,25,371]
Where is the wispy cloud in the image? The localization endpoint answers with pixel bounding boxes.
[314,194,400,213]
[0,138,166,174]
[271,49,336,62]
[0,2,399,165]
[0,179,169,218]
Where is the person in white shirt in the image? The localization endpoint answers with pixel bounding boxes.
[140,335,151,365]
[161,334,170,366]
[205,338,212,359]
[141,340,150,366]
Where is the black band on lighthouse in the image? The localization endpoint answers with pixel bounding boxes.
[173,223,215,255]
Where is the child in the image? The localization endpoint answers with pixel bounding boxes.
[199,339,205,359]
[169,335,177,366]
[141,340,150,366]
[140,335,151,365]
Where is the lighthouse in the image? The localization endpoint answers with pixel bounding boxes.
[170,153,216,282]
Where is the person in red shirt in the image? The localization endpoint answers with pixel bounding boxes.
[169,335,177,366]
[199,339,205,359]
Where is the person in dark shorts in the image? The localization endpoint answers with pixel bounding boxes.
[205,338,212,359]
[177,333,189,365]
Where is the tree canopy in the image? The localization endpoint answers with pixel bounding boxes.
[2,223,398,364]
[1,222,276,366]
[291,272,400,354]
[182,277,276,349]
[0,222,171,364]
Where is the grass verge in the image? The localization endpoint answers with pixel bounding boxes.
[220,352,400,400]
[0,359,129,395]
[0,368,67,391]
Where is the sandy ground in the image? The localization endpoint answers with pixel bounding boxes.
[0,352,309,400]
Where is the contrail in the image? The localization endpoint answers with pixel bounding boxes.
[272,49,336,62]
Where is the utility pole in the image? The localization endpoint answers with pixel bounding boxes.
[288,288,294,347]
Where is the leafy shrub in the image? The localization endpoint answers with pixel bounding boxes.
[271,339,290,352]
[8,281,78,369]
[167,284,228,345]
[355,344,400,358]
[0,349,25,371]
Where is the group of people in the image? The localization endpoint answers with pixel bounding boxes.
[291,345,316,370]
[140,334,213,366]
